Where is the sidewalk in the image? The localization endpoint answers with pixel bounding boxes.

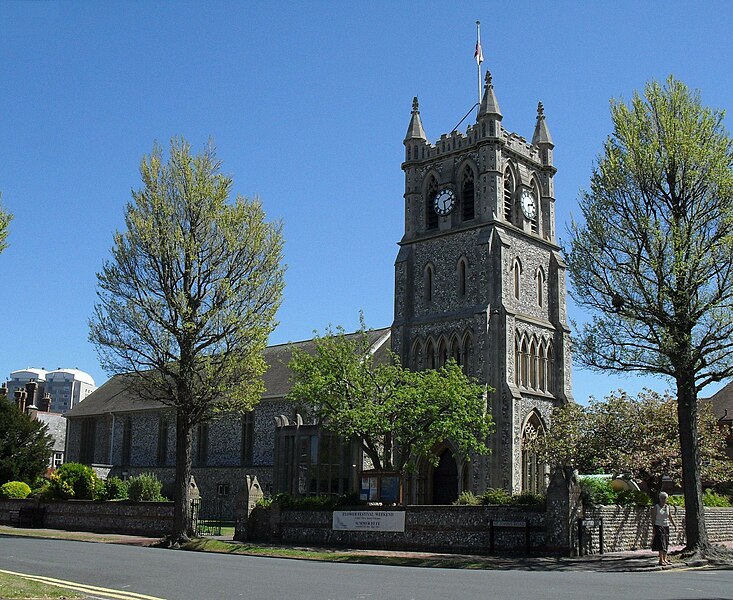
[2,525,732,572]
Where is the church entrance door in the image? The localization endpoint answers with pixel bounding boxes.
[431,448,458,504]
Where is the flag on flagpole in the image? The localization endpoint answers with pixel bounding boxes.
[474,40,483,65]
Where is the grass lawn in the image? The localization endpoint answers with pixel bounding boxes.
[0,571,82,599]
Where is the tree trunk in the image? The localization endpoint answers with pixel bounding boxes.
[675,371,709,553]
[171,410,193,545]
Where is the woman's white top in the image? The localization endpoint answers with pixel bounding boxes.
[655,503,672,526]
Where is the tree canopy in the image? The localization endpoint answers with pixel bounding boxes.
[287,321,493,476]
[530,389,732,497]
[566,76,733,553]
[90,138,285,543]
[0,192,12,254]
[0,397,53,485]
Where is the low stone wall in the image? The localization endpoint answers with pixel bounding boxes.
[0,499,173,537]
[582,506,733,553]
[251,504,546,554]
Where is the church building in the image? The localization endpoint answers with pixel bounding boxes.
[64,67,573,510]
[394,71,573,503]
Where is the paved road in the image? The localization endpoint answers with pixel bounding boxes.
[2,534,733,600]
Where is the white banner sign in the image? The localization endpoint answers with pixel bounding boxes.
[332,510,406,532]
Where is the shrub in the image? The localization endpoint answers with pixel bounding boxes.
[480,488,512,505]
[666,494,685,506]
[127,473,165,502]
[266,492,366,510]
[616,489,652,506]
[44,463,99,500]
[512,491,545,506]
[103,476,129,500]
[579,478,617,506]
[0,481,32,499]
[703,490,733,507]
[454,491,481,505]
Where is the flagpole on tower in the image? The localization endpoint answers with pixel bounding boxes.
[475,20,483,109]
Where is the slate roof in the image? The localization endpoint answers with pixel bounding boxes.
[65,327,392,418]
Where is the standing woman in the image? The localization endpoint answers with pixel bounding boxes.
[651,491,677,565]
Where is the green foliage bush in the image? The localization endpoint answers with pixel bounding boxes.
[127,473,165,502]
[266,492,365,510]
[616,489,652,506]
[0,481,32,499]
[454,491,481,505]
[103,476,129,500]
[703,490,732,507]
[480,488,513,505]
[666,494,685,506]
[580,478,617,506]
[44,463,99,500]
[512,491,546,506]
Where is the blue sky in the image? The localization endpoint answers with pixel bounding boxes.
[1,1,732,403]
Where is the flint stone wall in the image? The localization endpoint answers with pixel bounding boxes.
[0,499,173,537]
[251,504,546,554]
[581,506,733,553]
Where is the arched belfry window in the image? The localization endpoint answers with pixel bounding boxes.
[424,264,434,303]
[426,176,439,230]
[546,343,555,394]
[522,412,548,493]
[457,258,468,297]
[503,168,515,223]
[461,165,475,221]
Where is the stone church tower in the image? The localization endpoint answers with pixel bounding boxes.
[392,71,573,504]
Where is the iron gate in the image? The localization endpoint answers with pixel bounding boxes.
[190,498,224,536]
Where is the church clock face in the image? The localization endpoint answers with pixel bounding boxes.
[520,190,537,220]
[433,188,456,216]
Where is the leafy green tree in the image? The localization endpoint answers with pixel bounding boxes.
[0,398,53,485]
[287,321,493,482]
[566,76,733,554]
[0,191,12,254]
[532,390,732,502]
[89,138,285,544]
[45,462,100,500]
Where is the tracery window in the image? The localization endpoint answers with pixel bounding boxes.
[411,340,423,371]
[521,412,547,493]
[461,165,475,221]
[426,339,436,370]
[462,331,473,376]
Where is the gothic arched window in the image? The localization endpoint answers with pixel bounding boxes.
[536,267,545,307]
[457,258,468,298]
[426,339,436,370]
[450,335,461,365]
[522,412,548,494]
[437,338,448,368]
[461,165,475,221]
[424,264,434,303]
[426,176,439,230]
[462,331,473,375]
[513,259,522,300]
[503,168,515,223]
[546,343,555,395]
[411,340,423,371]
[538,341,547,392]
[520,338,529,387]
[529,339,538,389]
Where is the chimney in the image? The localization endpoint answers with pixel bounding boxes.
[14,388,27,413]
[40,393,52,412]
[25,381,38,409]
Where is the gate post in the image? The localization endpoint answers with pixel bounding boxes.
[545,466,582,556]
[233,475,264,542]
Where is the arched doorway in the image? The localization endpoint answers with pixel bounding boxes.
[432,448,458,504]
